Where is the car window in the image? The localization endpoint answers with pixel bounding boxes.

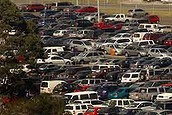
[81,80,88,84]
[123,74,130,78]
[76,106,80,110]
[118,100,122,105]
[95,80,101,84]
[90,93,98,99]
[41,82,48,87]
[90,80,94,84]
[123,100,129,105]
[65,106,73,110]
[131,74,139,78]
[81,105,87,109]
[148,88,157,93]
[72,95,79,100]
[80,94,89,100]
[159,88,165,93]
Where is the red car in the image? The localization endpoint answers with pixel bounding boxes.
[164,38,172,46]
[93,21,124,30]
[84,107,102,115]
[74,6,97,13]
[23,4,45,12]
[146,15,160,24]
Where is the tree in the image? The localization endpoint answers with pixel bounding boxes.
[1,94,65,115]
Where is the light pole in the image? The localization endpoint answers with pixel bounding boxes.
[97,0,100,22]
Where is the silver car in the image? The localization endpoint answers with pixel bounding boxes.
[147,48,172,58]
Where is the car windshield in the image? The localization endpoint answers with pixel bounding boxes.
[84,41,92,45]
[167,88,172,93]
[78,52,87,57]
[123,74,130,78]
[159,49,168,53]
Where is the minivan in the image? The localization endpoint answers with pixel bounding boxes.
[43,46,64,55]
[64,91,98,103]
[121,72,141,83]
[138,23,159,32]
[40,80,66,93]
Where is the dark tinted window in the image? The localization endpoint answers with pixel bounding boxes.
[80,94,89,100]
[41,82,48,87]
[90,93,98,99]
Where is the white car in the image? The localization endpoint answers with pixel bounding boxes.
[73,99,107,108]
[36,55,72,65]
[125,101,156,110]
[53,29,73,37]
[64,103,93,115]
[156,88,172,100]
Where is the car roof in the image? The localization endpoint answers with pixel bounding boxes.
[65,91,97,95]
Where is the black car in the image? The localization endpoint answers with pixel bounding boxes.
[98,106,124,115]
[72,19,93,28]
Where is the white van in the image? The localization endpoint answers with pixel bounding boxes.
[43,46,64,55]
[64,91,98,103]
[64,103,92,115]
[106,99,134,107]
[40,80,66,94]
[132,32,148,42]
[53,29,73,37]
[138,23,159,32]
[121,72,141,83]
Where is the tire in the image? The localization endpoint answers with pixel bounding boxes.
[91,18,95,22]
[80,60,84,64]
[66,61,70,65]
[83,48,87,52]
[125,19,129,23]
[125,52,129,57]
[137,53,141,57]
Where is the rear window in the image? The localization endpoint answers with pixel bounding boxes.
[123,74,130,78]
[131,74,139,78]
[90,93,98,99]
[65,106,73,110]
[148,88,157,93]
[41,82,48,87]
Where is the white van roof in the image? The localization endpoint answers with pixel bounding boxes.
[65,91,97,96]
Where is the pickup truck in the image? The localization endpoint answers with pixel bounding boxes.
[104,14,133,23]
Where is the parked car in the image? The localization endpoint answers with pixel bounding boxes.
[36,55,72,65]
[108,87,135,99]
[156,88,172,101]
[71,51,105,64]
[122,45,147,57]
[74,6,97,13]
[147,48,172,58]
[64,103,93,115]
[127,8,147,18]
[23,4,45,12]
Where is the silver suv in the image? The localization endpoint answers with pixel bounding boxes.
[69,39,93,52]
[138,87,168,101]
[127,8,147,18]
[71,51,105,64]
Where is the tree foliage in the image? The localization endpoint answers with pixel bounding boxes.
[1,94,65,115]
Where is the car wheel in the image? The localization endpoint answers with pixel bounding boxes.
[137,53,141,57]
[66,61,70,65]
[91,18,95,22]
[125,52,129,57]
[83,48,87,52]
[80,60,84,64]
